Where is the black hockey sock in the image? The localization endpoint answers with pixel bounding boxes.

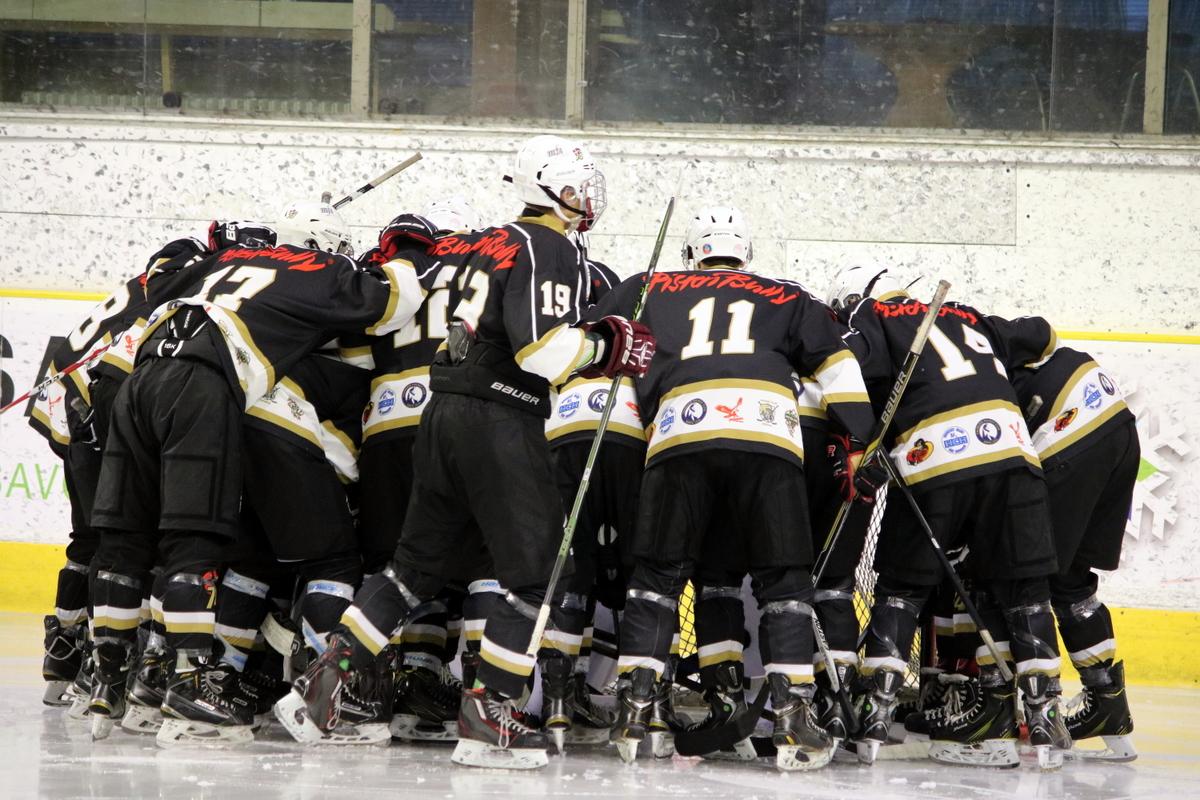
[148,569,168,644]
[1053,594,1116,678]
[813,575,859,670]
[441,587,466,666]
[214,569,270,671]
[52,560,90,628]
[993,578,1061,678]
[862,581,926,676]
[973,589,1014,669]
[162,571,219,661]
[400,600,449,672]
[617,561,689,681]
[541,591,588,658]
[337,565,421,659]
[695,584,745,688]
[299,577,358,656]
[477,588,542,699]
[462,580,503,669]
[93,570,144,647]
[754,567,816,686]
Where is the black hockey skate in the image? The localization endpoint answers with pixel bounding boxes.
[157,661,256,747]
[65,642,95,720]
[88,641,133,740]
[239,665,290,730]
[688,662,756,761]
[565,673,614,745]
[769,673,836,771]
[451,686,550,770]
[648,673,686,759]
[610,667,656,764]
[1063,661,1136,762]
[1019,672,1072,770]
[814,663,858,742]
[391,665,460,743]
[121,646,171,735]
[539,651,574,752]
[853,668,903,764]
[42,616,85,706]
[928,671,1020,768]
[273,634,392,746]
[905,671,980,740]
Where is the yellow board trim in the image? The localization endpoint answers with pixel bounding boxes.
[0,288,108,301]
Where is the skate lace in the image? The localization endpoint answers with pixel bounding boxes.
[485,695,536,748]
[940,675,971,719]
[1064,689,1091,720]
[430,672,462,708]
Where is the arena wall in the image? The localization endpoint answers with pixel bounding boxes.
[1,113,1197,683]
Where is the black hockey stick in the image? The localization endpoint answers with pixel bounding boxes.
[525,195,677,656]
[876,455,1015,682]
[331,152,423,210]
[674,683,771,757]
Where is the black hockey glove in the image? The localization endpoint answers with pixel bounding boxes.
[379,213,438,260]
[68,397,101,453]
[829,433,888,504]
[579,315,656,379]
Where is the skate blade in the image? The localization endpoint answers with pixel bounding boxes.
[700,737,759,762]
[156,718,254,748]
[119,704,163,735]
[776,738,838,772]
[43,681,72,706]
[252,713,271,734]
[450,737,548,770]
[855,739,881,765]
[66,697,92,720]
[888,720,911,743]
[550,728,566,754]
[1063,735,1137,763]
[564,726,611,746]
[1034,744,1064,771]
[929,738,1019,768]
[614,738,640,764]
[91,713,116,741]
[874,740,932,760]
[273,690,389,746]
[649,730,675,759]
[390,714,458,742]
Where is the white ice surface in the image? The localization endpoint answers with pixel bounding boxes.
[2,612,1196,800]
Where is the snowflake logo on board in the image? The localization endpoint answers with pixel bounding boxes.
[1122,381,1190,542]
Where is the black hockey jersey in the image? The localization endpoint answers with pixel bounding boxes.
[1010,346,1133,470]
[593,268,875,468]
[135,244,427,409]
[427,214,591,417]
[546,257,646,449]
[845,295,1057,490]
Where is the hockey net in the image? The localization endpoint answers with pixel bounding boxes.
[677,492,923,690]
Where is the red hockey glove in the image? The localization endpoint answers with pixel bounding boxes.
[580,315,656,379]
[378,214,438,260]
[829,433,888,504]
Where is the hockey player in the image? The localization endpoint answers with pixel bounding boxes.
[86,200,428,744]
[595,206,876,772]
[1011,347,1139,761]
[835,266,1071,768]
[274,134,655,770]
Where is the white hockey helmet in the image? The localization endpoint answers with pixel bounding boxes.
[827,265,906,313]
[275,200,354,256]
[505,134,607,232]
[682,206,753,269]
[422,195,481,234]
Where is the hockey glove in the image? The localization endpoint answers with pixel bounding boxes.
[580,315,656,379]
[68,397,101,453]
[379,213,438,259]
[829,433,888,504]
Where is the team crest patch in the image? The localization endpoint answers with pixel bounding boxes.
[941,426,970,454]
[401,382,427,409]
[907,438,934,465]
[1054,407,1078,432]
[379,389,396,416]
[716,398,743,422]
[1099,373,1116,396]
[362,401,374,424]
[659,406,676,434]
[682,399,707,425]
[1083,383,1103,410]
[588,389,608,412]
[558,393,581,419]
[784,408,800,436]
[757,400,779,425]
[287,397,304,420]
[975,418,1002,445]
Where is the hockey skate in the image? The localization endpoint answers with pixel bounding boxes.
[538,651,575,752]
[928,671,1019,768]
[1018,673,1072,770]
[905,671,979,740]
[687,663,756,761]
[273,634,392,746]
[88,641,133,740]
[65,644,95,720]
[157,662,256,747]
[451,686,550,770]
[391,665,460,743]
[121,647,170,734]
[853,668,903,764]
[610,667,655,764]
[42,616,85,706]
[648,675,685,758]
[814,663,858,742]
[769,674,836,771]
[1062,661,1136,762]
[564,673,614,745]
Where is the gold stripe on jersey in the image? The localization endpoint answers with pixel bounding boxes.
[546,376,646,443]
[890,400,1040,486]
[548,419,646,442]
[362,368,431,439]
[657,377,795,406]
[646,381,805,463]
[797,377,828,420]
[319,420,360,484]
[368,258,426,336]
[337,344,375,370]
[98,319,150,375]
[1029,328,1059,368]
[1033,362,1129,462]
[246,375,360,482]
[812,349,870,405]
[647,429,804,463]
[514,323,588,386]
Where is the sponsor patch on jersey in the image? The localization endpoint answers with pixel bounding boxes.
[1083,382,1102,410]
[941,426,970,455]
[716,398,744,422]
[1054,407,1078,432]
[362,401,373,424]
[588,389,609,413]
[558,392,581,419]
[402,382,427,409]
[757,400,779,425]
[1009,422,1026,445]
[378,389,396,416]
[784,408,800,436]
[660,406,676,434]
[974,418,1002,445]
[907,438,934,465]
[1099,373,1116,396]
[626,401,641,421]
[682,399,707,425]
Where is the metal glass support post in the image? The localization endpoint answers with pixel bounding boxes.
[566,0,588,125]
[351,0,373,116]
[1144,0,1171,134]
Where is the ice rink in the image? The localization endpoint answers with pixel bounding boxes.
[2,612,1196,800]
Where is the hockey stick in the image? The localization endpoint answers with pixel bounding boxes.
[331,152,423,210]
[876,455,1015,682]
[674,683,770,757]
[525,195,677,657]
[0,343,111,416]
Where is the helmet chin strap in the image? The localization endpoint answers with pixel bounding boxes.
[540,184,587,230]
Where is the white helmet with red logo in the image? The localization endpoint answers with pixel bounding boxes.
[827,265,906,314]
[506,134,607,232]
[682,206,752,269]
[422,195,481,234]
[275,200,354,256]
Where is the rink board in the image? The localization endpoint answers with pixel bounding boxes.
[2,292,1199,685]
